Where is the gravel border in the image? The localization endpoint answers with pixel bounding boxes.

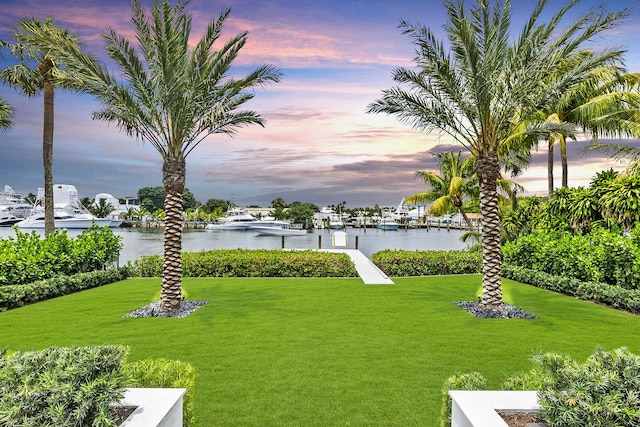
[124,300,209,318]
[455,301,538,319]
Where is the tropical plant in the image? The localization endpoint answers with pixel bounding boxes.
[367,0,627,309]
[0,19,85,235]
[89,198,116,218]
[27,0,281,311]
[537,53,639,194]
[0,97,13,130]
[405,150,478,230]
[599,174,640,230]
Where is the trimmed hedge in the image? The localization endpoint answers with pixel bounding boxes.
[0,268,130,312]
[0,345,128,427]
[502,228,640,289]
[502,263,640,314]
[372,250,482,276]
[0,225,123,287]
[124,358,196,427]
[129,249,358,278]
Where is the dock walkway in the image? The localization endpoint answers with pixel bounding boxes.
[320,249,394,285]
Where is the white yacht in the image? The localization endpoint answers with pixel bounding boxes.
[251,222,306,236]
[16,184,112,229]
[205,207,257,230]
[377,217,399,231]
[0,185,33,223]
[391,198,411,223]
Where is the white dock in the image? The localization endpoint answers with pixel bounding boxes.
[320,249,394,285]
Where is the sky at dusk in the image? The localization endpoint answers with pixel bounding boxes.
[1,0,639,207]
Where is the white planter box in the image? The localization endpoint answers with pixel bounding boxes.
[120,388,186,427]
[449,390,540,427]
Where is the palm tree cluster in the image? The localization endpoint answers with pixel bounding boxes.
[368,0,639,310]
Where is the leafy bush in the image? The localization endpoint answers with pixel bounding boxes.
[532,348,640,427]
[0,345,128,427]
[128,249,358,277]
[502,228,640,289]
[0,225,123,286]
[124,358,196,427]
[438,372,487,427]
[0,268,129,312]
[502,264,640,314]
[372,250,482,276]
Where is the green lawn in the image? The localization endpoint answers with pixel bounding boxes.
[1,275,639,426]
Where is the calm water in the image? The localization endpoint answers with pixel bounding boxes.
[0,226,469,264]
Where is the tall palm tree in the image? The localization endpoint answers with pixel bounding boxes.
[368,0,626,310]
[1,19,83,235]
[540,55,639,194]
[406,150,478,231]
[27,0,281,311]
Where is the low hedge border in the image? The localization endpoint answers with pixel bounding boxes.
[128,249,358,278]
[372,250,482,276]
[502,263,640,314]
[0,268,130,312]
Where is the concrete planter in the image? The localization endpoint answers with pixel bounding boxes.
[119,388,186,427]
[449,390,541,427]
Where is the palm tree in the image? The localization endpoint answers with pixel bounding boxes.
[405,150,478,231]
[539,54,640,194]
[0,97,13,130]
[26,0,281,311]
[367,0,627,310]
[1,19,84,235]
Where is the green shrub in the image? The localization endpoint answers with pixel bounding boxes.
[128,249,358,278]
[502,228,640,289]
[502,264,640,314]
[535,348,640,427]
[0,345,128,427]
[372,250,482,276]
[0,225,123,286]
[124,358,196,427]
[438,372,487,427]
[0,268,129,312]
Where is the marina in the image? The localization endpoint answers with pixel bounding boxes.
[0,226,469,265]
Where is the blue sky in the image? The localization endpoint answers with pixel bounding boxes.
[1,0,639,207]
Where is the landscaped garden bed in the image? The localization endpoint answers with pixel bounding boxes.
[1,275,639,425]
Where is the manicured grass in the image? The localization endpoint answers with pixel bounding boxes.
[2,275,639,426]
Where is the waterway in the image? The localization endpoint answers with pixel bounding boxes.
[0,226,469,264]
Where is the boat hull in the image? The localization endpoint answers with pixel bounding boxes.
[252,226,306,236]
[17,218,98,229]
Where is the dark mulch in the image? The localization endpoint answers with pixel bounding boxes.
[113,406,137,426]
[455,301,538,319]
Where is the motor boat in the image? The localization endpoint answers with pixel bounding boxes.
[391,198,411,223]
[0,212,22,227]
[0,185,33,221]
[251,221,306,236]
[377,217,399,231]
[16,209,98,229]
[16,184,112,229]
[205,207,258,230]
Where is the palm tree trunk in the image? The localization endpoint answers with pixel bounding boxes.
[476,152,503,310]
[160,157,185,312]
[39,58,55,236]
[547,137,554,196]
[457,207,475,232]
[560,135,568,188]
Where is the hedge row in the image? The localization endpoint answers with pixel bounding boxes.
[0,225,123,287]
[502,263,640,314]
[0,268,129,311]
[128,249,358,278]
[502,229,640,289]
[372,250,482,276]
